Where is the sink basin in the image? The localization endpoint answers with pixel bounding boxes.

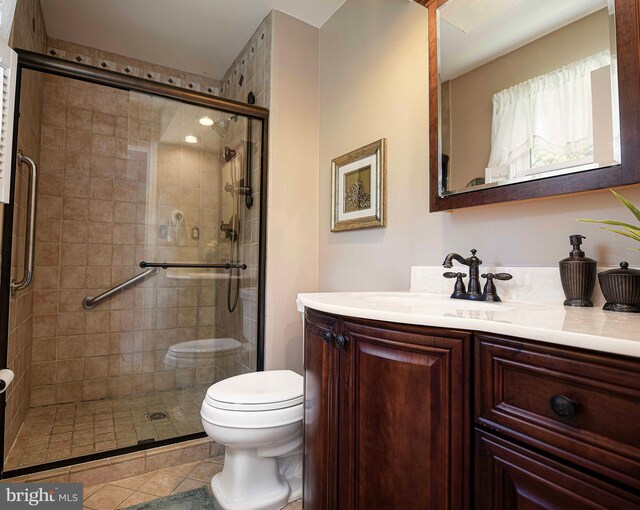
[357,292,511,312]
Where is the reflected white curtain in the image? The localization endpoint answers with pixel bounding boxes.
[486,51,611,178]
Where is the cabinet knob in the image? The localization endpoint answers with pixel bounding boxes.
[322,331,333,344]
[335,334,349,349]
[549,395,577,419]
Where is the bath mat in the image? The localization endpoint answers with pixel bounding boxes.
[122,487,216,510]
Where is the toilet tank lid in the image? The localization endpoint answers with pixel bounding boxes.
[206,370,303,406]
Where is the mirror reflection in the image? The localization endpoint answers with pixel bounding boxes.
[438,0,620,195]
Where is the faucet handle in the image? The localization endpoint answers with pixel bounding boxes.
[444,272,467,297]
[481,273,512,302]
[481,272,513,282]
[443,271,467,279]
[491,273,512,281]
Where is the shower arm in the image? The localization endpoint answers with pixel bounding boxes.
[139,261,247,270]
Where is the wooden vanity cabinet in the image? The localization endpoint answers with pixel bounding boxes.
[303,308,472,510]
[303,308,640,509]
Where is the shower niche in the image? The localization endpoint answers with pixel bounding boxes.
[0,52,267,476]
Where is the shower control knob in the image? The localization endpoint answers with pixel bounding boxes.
[335,334,349,349]
[322,331,334,344]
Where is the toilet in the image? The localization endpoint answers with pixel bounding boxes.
[200,370,304,510]
[165,287,256,369]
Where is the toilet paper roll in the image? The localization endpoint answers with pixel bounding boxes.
[0,369,15,393]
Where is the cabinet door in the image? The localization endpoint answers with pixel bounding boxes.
[339,319,471,510]
[475,429,640,510]
[304,308,340,510]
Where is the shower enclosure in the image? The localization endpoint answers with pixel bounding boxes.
[0,51,267,477]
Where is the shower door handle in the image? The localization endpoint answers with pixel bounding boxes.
[10,152,37,295]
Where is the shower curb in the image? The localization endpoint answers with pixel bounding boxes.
[1,437,223,485]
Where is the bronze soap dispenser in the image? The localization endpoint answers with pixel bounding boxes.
[559,234,597,307]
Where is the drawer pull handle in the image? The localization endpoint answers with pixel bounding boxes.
[335,334,349,349]
[550,395,577,419]
[322,331,334,344]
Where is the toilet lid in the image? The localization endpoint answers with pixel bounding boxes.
[205,370,303,411]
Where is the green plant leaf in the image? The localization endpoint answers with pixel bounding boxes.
[625,227,640,241]
[577,190,640,248]
[600,227,640,243]
[611,189,640,222]
[578,219,640,230]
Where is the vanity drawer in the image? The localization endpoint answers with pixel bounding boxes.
[475,334,640,490]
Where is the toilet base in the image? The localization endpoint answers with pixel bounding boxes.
[279,453,303,502]
[210,447,301,510]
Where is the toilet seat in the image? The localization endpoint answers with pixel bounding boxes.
[201,370,304,429]
[205,370,303,411]
[201,401,303,429]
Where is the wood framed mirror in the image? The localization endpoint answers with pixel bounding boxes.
[417,0,640,212]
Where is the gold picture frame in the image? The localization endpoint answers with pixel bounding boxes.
[331,139,386,232]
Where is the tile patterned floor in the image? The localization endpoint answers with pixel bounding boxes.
[81,456,302,510]
[6,385,209,470]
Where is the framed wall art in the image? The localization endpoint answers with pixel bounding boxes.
[331,138,386,232]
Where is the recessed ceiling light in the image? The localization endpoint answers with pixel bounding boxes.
[184,135,199,144]
[199,116,214,126]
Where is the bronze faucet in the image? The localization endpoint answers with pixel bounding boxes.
[442,249,512,302]
[443,249,483,295]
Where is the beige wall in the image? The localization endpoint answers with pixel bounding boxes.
[318,0,640,294]
[446,9,611,190]
[266,11,319,373]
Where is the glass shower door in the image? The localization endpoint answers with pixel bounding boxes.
[2,72,262,472]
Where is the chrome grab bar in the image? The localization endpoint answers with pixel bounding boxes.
[82,268,159,310]
[11,152,38,295]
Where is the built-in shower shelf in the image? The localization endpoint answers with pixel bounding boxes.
[166,270,242,280]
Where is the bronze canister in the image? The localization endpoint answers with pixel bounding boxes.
[599,262,640,313]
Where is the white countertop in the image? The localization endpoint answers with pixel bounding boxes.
[296,291,640,358]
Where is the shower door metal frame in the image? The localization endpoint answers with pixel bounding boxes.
[0,50,269,479]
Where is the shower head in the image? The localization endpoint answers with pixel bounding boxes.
[212,114,238,137]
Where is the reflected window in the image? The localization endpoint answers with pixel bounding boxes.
[486,51,619,183]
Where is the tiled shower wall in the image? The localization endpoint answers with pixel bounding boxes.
[221,13,272,108]
[32,75,145,406]
[30,75,234,406]
[144,140,228,386]
[4,0,47,457]
[27,37,229,406]
[47,39,221,96]
[217,13,272,373]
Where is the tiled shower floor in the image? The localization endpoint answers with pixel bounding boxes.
[5,385,209,471]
